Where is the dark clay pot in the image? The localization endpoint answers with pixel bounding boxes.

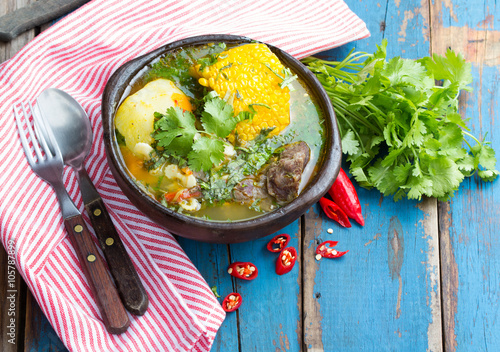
[101,34,341,243]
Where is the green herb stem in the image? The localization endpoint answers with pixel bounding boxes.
[330,95,383,134]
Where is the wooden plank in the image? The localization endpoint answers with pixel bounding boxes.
[0,0,35,62]
[430,1,500,351]
[304,198,441,351]
[176,239,239,351]
[302,0,442,350]
[231,221,302,352]
[180,220,302,351]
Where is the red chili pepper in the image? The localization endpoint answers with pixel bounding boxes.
[222,292,242,312]
[315,240,348,259]
[328,168,365,226]
[227,262,258,280]
[319,197,351,228]
[275,247,297,275]
[266,233,291,253]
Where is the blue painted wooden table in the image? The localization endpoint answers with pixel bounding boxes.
[0,0,499,351]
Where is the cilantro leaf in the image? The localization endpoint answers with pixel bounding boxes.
[188,137,225,172]
[428,158,464,199]
[383,57,433,91]
[152,91,256,173]
[405,175,433,200]
[202,97,239,138]
[341,130,360,155]
[471,142,499,181]
[421,49,473,91]
[202,96,253,139]
[154,107,197,157]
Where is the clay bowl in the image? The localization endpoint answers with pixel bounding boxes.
[101,34,341,243]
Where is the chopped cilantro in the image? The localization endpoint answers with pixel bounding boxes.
[220,63,233,71]
[211,286,220,298]
[248,103,271,110]
[263,63,298,91]
[197,56,218,71]
[197,43,227,71]
[198,128,291,205]
[279,68,298,91]
[145,49,201,98]
[115,129,126,146]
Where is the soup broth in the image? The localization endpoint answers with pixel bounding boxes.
[115,42,325,221]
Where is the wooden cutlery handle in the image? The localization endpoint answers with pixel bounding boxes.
[63,215,130,334]
[85,197,149,316]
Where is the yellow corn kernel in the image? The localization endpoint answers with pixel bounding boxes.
[199,77,208,86]
[193,43,291,142]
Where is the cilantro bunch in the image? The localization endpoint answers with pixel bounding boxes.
[152,94,250,172]
[303,40,498,201]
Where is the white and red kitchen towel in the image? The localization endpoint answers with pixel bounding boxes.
[0,0,369,351]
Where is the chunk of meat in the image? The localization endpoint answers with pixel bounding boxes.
[232,141,311,209]
[233,175,272,209]
[233,178,256,202]
[266,141,310,204]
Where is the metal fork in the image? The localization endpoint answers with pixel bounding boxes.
[13,101,130,334]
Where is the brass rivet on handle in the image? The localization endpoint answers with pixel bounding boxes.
[74,225,83,233]
[93,208,102,216]
[87,254,96,262]
[105,238,114,246]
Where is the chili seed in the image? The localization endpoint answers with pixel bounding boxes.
[327,228,333,234]
[332,249,338,255]
[250,266,256,271]
[315,254,322,261]
[228,268,233,274]
[229,295,235,300]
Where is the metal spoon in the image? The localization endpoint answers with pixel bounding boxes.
[36,88,149,316]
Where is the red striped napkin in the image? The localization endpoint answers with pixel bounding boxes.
[0,0,368,351]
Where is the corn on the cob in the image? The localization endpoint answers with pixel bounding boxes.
[193,43,291,142]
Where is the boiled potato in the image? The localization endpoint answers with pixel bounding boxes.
[115,78,192,153]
